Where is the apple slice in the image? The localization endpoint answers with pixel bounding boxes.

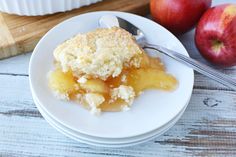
[80,79,109,94]
[140,53,165,71]
[126,69,178,94]
[100,99,127,112]
[48,69,77,94]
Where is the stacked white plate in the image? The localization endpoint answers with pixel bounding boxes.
[29,11,194,148]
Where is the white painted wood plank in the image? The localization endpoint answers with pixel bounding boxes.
[0,75,236,156]
[0,53,30,75]
[214,0,236,5]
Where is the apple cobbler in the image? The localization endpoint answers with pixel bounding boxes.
[48,27,178,115]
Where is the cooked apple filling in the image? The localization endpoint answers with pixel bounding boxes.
[48,27,178,115]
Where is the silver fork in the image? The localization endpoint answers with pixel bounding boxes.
[99,15,236,91]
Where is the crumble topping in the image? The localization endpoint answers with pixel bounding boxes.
[77,76,87,84]
[53,90,69,100]
[121,74,127,83]
[111,85,135,105]
[121,105,131,112]
[54,27,143,80]
[84,93,105,115]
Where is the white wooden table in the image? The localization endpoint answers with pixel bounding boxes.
[0,0,236,156]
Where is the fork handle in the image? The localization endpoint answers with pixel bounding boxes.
[143,43,236,91]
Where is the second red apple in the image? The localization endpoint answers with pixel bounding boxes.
[195,4,236,67]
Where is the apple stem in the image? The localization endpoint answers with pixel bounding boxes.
[212,39,224,54]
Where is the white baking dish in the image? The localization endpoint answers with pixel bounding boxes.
[0,0,102,16]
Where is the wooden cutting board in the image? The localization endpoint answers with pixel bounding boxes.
[0,0,149,59]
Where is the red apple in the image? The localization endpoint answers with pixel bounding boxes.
[150,0,212,34]
[195,4,236,67]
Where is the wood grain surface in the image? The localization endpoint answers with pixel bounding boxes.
[0,0,236,156]
[0,0,149,59]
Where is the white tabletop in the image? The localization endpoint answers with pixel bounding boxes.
[0,0,236,156]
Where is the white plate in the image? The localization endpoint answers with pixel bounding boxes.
[29,11,194,139]
[34,94,188,147]
[33,92,190,145]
